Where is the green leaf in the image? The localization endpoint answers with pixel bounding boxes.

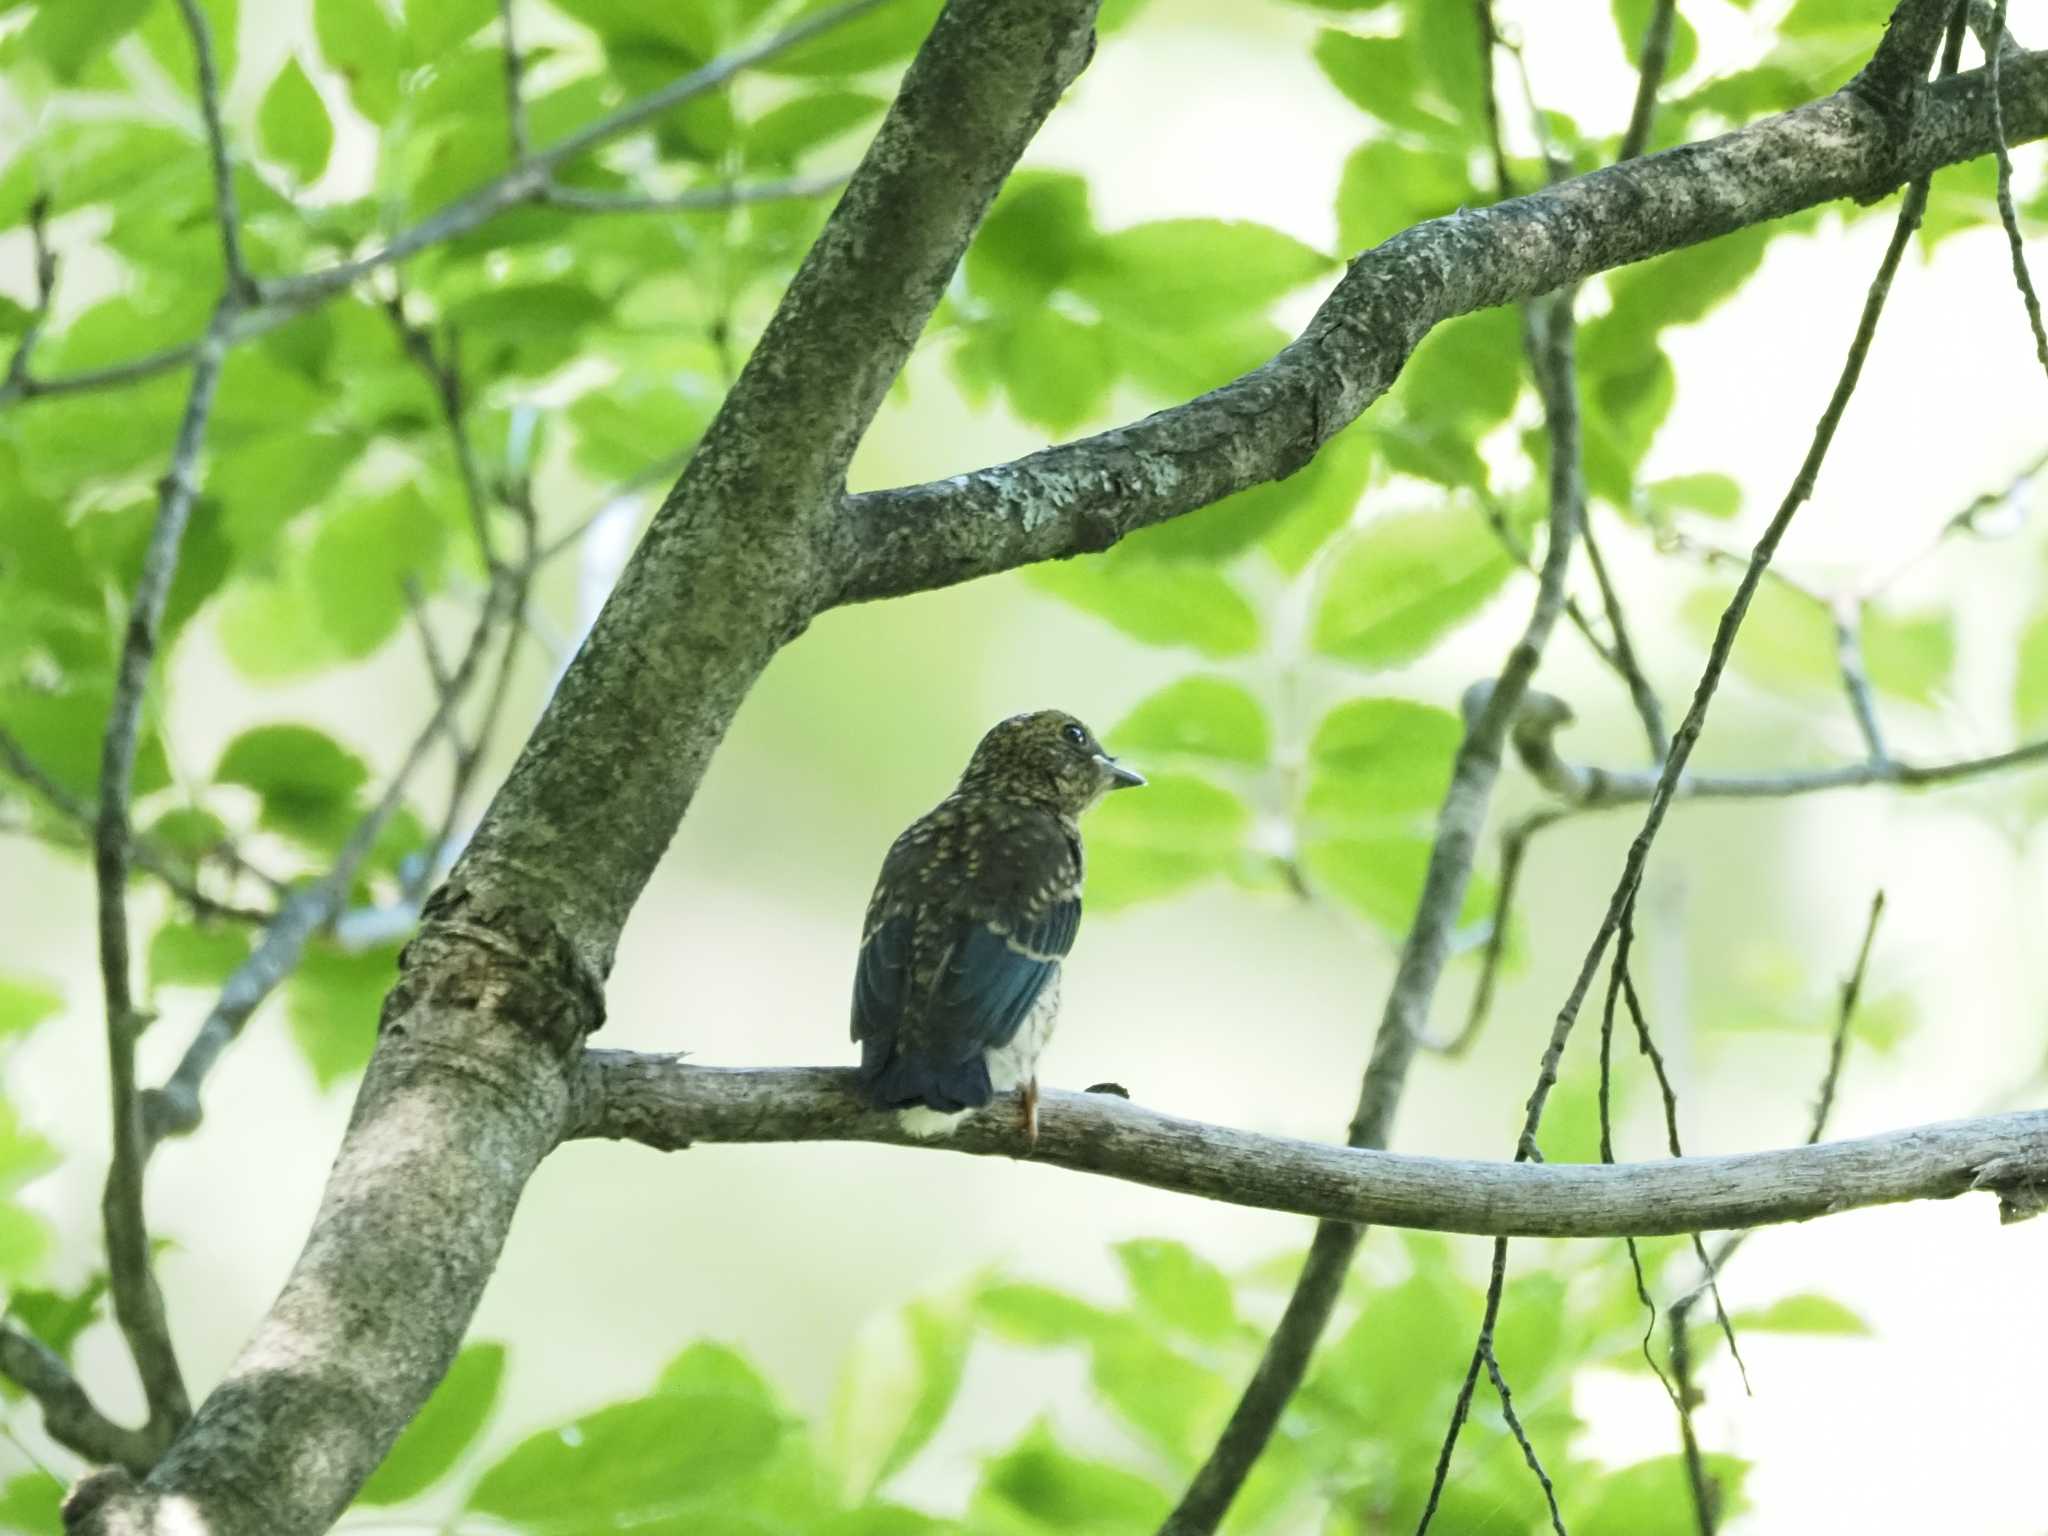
[307,486,449,660]
[1411,0,1485,127]
[1313,31,1451,138]
[971,1421,1169,1535]
[1070,220,1333,327]
[444,281,607,377]
[1108,678,1270,767]
[1108,314,1286,408]
[0,1474,61,1536]
[830,1294,970,1498]
[1574,1453,1751,1536]
[0,974,61,1042]
[1311,506,1513,668]
[2015,607,2048,735]
[1083,772,1249,910]
[1781,0,1890,32]
[757,0,945,76]
[964,172,1098,310]
[0,683,169,802]
[1644,471,1741,521]
[1302,696,1461,826]
[1088,1328,1229,1464]
[258,56,334,184]
[286,940,400,1089]
[1114,1239,1236,1342]
[974,1281,1117,1346]
[745,89,886,165]
[314,0,404,124]
[658,1339,777,1403]
[4,1273,106,1364]
[467,1389,786,1523]
[358,1342,506,1504]
[22,0,154,80]
[1679,581,1834,695]
[1028,555,1260,658]
[1728,1293,1871,1336]
[408,0,494,56]
[1310,1268,1470,1433]
[1394,307,1522,432]
[1863,605,1953,705]
[568,379,713,482]
[547,0,721,54]
[1335,138,1473,255]
[998,309,1115,433]
[1301,833,1491,934]
[215,724,369,852]
[148,922,251,990]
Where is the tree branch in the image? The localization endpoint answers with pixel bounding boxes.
[66,6,1104,1530]
[570,1059,2048,1235]
[171,0,252,300]
[836,47,2048,602]
[0,1323,158,1475]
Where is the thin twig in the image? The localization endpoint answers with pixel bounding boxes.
[1664,887,1887,1535]
[1987,0,2048,380]
[498,0,531,163]
[93,308,238,1445]
[1420,809,1565,1057]
[1475,0,1516,197]
[1578,513,1669,759]
[1618,0,1680,162]
[384,297,497,570]
[0,726,275,924]
[172,0,253,300]
[538,174,850,215]
[0,1322,157,1474]
[1482,1339,1566,1536]
[1831,600,1890,764]
[0,0,885,411]
[1157,292,1588,1536]
[3,196,56,393]
[142,588,505,1149]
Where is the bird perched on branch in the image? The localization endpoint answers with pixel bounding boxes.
[852,710,1144,1147]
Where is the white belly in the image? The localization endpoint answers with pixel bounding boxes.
[896,970,1060,1139]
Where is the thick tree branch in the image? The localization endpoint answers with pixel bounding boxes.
[836,48,2048,602]
[64,6,1103,1531]
[570,1060,2048,1236]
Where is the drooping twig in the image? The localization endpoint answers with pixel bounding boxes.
[1157,291,1589,1536]
[0,1323,156,1474]
[1475,0,1517,197]
[1664,888,1888,1534]
[384,298,498,571]
[1986,0,2048,380]
[1420,808,1566,1058]
[1577,514,1669,759]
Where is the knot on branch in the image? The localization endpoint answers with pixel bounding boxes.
[1972,1154,2048,1224]
[384,881,607,1058]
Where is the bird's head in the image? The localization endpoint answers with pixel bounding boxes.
[959,709,1145,816]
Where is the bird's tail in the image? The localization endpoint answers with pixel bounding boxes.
[861,1049,992,1114]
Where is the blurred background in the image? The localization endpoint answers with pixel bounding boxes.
[3,0,2047,1531]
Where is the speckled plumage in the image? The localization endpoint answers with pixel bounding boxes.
[851,710,1143,1141]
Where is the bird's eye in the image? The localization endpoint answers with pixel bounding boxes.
[1062,723,1088,747]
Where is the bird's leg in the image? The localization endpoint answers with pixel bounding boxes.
[1019,1076,1039,1154]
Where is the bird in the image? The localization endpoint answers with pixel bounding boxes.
[851,709,1144,1148]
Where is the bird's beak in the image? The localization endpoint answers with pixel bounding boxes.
[1096,753,1146,788]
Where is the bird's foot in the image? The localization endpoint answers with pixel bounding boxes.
[1019,1077,1039,1155]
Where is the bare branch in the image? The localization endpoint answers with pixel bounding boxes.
[537,174,849,215]
[171,0,253,300]
[1578,514,1669,759]
[1831,600,1890,763]
[837,47,2048,601]
[573,1059,2048,1234]
[1617,0,1679,162]
[0,1323,157,1474]
[93,309,239,1447]
[497,0,530,163]
[1159,291,1588,1536]
[1986,0,2048,380]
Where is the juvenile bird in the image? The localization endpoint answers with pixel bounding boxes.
[851,710,1144,1146]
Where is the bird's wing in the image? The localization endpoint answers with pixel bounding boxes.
[852,809,1081,1108]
